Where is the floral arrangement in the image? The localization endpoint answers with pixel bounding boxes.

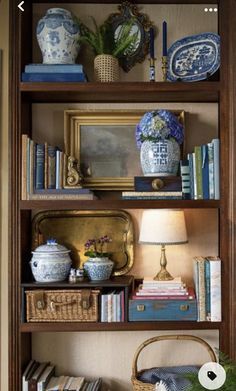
[135,109,184,149]
[84,235,112,258]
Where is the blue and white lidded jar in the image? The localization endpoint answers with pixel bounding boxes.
[36,8,80,64]
[30,239,72,282]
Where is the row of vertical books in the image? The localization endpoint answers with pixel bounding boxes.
[100,290,125,322]
[21,64,87,82]
[22,360,101,391]
[193,256,221,322]
[180,138,220,200]
[21,135,95,200]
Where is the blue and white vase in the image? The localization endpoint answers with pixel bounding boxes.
[84,257,114,281]
[140,139,180,176]
[36,8,80,64]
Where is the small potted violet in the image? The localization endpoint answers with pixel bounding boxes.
[83,235,114,281]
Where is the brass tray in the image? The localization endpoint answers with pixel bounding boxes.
[32,210,134,276]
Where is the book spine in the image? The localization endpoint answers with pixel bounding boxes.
[204,259,211,321]
[107,293,113,322]
[180,159,191,200]
[120,290,125,322]
[44,142,48,189]
[27,137,31,197]
[201,144,209,199]
[212,138,220,200]
[35,144,45,190]
[193,259,200,320]
[21,72,86,82]
[28,193,96,200]
[55,150,61,190]
[101,294,108,322]
[21,135,28,200]
[25,64,83,73]
[59,152,64,190]
[187,153,194,200]
[48,146,56,189]
[29,140,35,195]
[122,196,182,200]
[192,152,197,200]
[209,258,221,321]
[194,146,203,199]
[197,258,206,321]
[208,142,215,199]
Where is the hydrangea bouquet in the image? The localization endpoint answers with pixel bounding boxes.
[84,235,112,258]
[136,110,184,149]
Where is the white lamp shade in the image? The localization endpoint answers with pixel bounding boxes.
[139,209,188,245]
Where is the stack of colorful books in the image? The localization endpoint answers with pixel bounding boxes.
[193,256,221,322]
[132,276,195,300]
[21,64,87,82]
[180,138,220,200]
[100,290,125,322]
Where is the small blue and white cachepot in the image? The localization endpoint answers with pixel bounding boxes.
[36,8,80,64]
[84,257,114,281]
[30,239,72,282]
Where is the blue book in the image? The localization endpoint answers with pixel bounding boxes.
[204,259,211,321]
[21,72,87,82]
[187,153,194,200]
[48,145,57,189]
[201,144,209,199]
[212,138,220,200]
[35,144,45,190]
[25,64,83,73]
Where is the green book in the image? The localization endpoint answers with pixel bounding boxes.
[194,145,203,200]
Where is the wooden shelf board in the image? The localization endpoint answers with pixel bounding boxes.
[20,199,220,210]
[20,321,221,332]
[20,82,220,103]
[22,276,133,288]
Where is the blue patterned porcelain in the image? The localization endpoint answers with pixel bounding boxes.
[36,8,80,64]
[167,33,220,82]
[30,239,72,282]
[84,257,114,281]
[140,139,180,176]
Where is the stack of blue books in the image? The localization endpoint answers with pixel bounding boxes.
[21,63,87,82]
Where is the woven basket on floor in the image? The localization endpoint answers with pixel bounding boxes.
[94,54,119,82]
[131,334,217,391]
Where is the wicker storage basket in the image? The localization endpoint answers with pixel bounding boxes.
[26,289,100,322]
[131,335,217,391]
[94,54,119,82]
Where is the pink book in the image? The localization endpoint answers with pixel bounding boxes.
[131,288,195,301]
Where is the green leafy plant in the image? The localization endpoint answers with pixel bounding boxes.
[184,350,236,391]
[78,17,139,58]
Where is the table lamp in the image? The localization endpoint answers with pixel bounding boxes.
[139,209,188,281]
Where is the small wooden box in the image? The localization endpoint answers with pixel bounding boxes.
[129,299,197,321]
[26,289,100,322]
[134,176,182,192]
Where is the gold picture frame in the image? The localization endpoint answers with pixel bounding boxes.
[64,109,185,190]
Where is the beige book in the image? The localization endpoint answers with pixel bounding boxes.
[194,256,206,321]
[29,139,35,196]
[68,377,85,391]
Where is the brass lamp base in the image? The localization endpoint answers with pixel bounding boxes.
[154,244,174,281]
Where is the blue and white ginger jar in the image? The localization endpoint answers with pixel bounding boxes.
[36,8,80,64]
[140,139,180,176]
[30,239,72,282]
[84,257,114,281]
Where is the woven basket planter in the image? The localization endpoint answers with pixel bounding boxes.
[94,54,119,82]
[131,335,217,391]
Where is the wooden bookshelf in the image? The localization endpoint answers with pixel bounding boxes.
[9,0,236,390]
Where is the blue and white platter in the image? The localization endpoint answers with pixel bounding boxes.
[167,32,220,82]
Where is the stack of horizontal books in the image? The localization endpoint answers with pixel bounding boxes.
[21,64,87,82]
[122,176,182,200]
[22,360,102,391]
[132,277,194,300]
[193,256,221,322]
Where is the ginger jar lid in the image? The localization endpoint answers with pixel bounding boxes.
[32,239,70,254]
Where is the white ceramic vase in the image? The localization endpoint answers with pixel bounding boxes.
[140,139,180,176]
[36,8,80,64]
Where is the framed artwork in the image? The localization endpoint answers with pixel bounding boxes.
[64,109,185,190]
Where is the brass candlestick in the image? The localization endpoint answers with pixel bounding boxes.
[149,57,156,82]
[162,56,168,82]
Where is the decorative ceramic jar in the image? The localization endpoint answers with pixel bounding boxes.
[140,139,180,176]
[94,54,119,82]
[83,257,114,281]
[30,239,72,282]
[36,8,80,64]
